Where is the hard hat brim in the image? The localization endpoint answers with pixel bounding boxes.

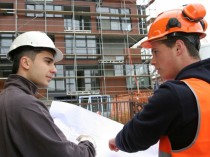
[53,48,63,62]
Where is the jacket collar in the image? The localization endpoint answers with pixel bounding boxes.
[4,74,38,95]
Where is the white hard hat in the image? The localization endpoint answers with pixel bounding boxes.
[7,31,63,62]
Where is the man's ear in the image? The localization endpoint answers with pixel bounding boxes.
[175,40,185,56]
[20,57,30,70]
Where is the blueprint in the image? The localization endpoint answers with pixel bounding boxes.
[49,101,158,157]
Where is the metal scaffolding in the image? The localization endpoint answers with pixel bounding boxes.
[0,0,154,104]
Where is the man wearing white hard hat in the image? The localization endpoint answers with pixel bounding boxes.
[0,31,96,157]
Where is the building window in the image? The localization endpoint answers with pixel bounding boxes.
[65,67,100,92]
[49,65,65,91]
[66,70,76,92]
[139,18,147,34]
[26,4,62,17]
[126,64,151,89]
[138,5,146,15]
[64,16,90,31]
[114,65,124,76]
[138,6,147,34]
[0,32,13,77]
[0,3,14,16]
[0,34,15,59]
[96,7,131,31]
[120,8,131,31]
[135,64,150,88]
[126,65,135,89]
[63,6,91,31]
[65,35,97,59]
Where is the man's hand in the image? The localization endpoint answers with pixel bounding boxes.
[77,135,96,148]
[109,138,119,152]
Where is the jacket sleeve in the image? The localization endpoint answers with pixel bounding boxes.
[115,82,181,152]
[8,96,95,157]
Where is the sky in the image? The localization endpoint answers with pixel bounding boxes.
[137,0,210,42]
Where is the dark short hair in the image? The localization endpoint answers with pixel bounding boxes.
[11,46,56,74]
[160,33,200,59]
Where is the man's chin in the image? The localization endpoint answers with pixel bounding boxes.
[37,83,48,88]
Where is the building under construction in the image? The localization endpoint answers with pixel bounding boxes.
[0,0,155,122]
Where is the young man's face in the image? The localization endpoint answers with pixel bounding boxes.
[27,51,57,87]
[150,41,179,80]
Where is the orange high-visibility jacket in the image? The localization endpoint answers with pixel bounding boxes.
[159,78,210,157]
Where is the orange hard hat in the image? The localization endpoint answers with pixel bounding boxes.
[140,3,207,48]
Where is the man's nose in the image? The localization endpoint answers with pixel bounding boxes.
[51,64,57,74]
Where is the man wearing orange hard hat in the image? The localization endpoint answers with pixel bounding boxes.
[109,3,210,157]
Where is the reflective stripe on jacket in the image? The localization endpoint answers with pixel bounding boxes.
[159,78,210,157]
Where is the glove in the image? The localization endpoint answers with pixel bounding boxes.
[77,135,96,148]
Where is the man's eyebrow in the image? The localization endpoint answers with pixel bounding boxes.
[44,56,54,62]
